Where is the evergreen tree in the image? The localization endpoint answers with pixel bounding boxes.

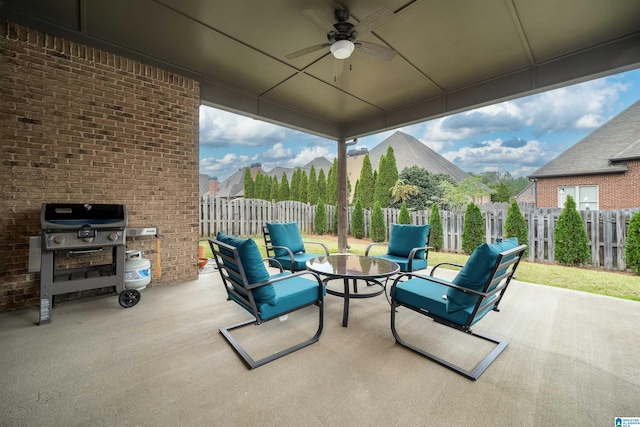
[327,159,338,205]
[429,204,444,251]
[260,174,271,200]
[253,172,263,199]
[461,202,484,254]
[625,211,640,274]
[370,201,387,242]
[298,170,308,203]
[317,168,327,202]
[269,176,279,201]
[243,168,254,199]
[375,146,398,208]
[358,154,375,209]
[307,166,318,205]
[505,200,528,256]
[314,197,328,235]
[491,182,511,203]
[398,202,411,224]
[352,179,360,207]
[290,168,300,201]
[554,195,590,266]
[278,172,290,201]
[351,198,365,238]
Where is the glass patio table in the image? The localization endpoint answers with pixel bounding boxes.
[306,254,400,327]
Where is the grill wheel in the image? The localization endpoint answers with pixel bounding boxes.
[118,289,141,308]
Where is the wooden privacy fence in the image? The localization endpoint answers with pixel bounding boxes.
[200,197,639,271]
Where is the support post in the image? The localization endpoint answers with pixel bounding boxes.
[337,138,347,253]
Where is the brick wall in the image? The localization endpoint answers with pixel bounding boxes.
[0,22,201,312]
[535,161,640,209]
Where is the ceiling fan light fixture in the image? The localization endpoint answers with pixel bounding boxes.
[331,40,354,59]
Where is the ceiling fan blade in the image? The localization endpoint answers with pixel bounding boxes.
[300,9,335,34]
[354,41,396,61]
[351,8,395,35]
[286,43,330,59]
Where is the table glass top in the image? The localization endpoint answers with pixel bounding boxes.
[306,254,399,278]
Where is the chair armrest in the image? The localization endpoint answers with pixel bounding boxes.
[430,261,464,277]
[246,269,323,290]
[264,257,284,273]
[390,272,486,298]
[303,241,330,255]
[365,241,388,256]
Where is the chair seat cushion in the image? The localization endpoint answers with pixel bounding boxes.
[447,238,519,312]
[274,252,323,272]
[216,232,276,306]
[394,277,497,326]
[388,223,430,259]
[267,222,305,257]
[258,274,325,320]
[372,254,427,272]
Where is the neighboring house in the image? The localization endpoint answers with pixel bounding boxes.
[347,130,491,205]
[529,100,640,210]
[515,181,536,205]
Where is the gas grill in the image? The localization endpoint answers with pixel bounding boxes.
[39,203,140,325]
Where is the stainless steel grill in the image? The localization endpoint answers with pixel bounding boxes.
[38,203,140,325]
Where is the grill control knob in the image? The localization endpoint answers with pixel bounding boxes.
[53,235,65,245]
[108,232,119,241]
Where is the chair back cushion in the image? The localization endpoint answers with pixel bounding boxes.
[388,223,430,259]
[447,237,519,312]
[216,232,277,305]
[266,222,305,257]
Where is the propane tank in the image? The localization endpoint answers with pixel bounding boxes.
[124,250,151,290]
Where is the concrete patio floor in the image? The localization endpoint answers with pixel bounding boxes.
[1,265,639,426]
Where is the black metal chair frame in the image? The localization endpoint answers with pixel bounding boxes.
[390,244,527,380]
[262,225,330,272]
[209,238,324,369]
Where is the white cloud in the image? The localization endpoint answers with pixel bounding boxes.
[199,106,288,147]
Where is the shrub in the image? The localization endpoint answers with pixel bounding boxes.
[461,202,484,254]
[554,195,590,266]
[370,201,387,242]
[314,197,327,235]
[505,200,529,256]
[429,203,444,251]
[398,202,411,224]
[625,211,640,274]
[351,198,365,239]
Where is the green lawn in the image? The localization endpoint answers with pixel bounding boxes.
[200,234,640,302]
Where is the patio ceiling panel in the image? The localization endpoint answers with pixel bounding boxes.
[261,73,382,125]
[86,0,297,97]
[514,0,640,63]
[376,0,532,92]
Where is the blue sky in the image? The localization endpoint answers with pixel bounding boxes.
[200,68,640,182]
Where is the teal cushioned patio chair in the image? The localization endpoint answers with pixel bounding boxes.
[365,223,432,273]
[390,238,527,380]
[263,222,330,273]
[209,232,325,369]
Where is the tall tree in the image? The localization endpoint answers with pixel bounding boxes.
[375,146,398,207]
[243,167,254,199]
[393,166,453,210]
[317,168,327,202]
[626,211,640,274]
[429,204,444,251]
[326,159,338,206]
[554,195,590,266]
[307,166,318,205]
[314,197,328,235]
[351,198,365,238]
[370,201,387,242]
[505,200,529,256]
[461,202,484,254]
[491,182,511,202]
[259,174,271,200]
[278,172,290,201]
[290,168,300,201]
[358,154,375,209]
[269,176,279,201]
[298,170,308,203]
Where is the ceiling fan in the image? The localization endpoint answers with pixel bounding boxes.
[287,7,397,62]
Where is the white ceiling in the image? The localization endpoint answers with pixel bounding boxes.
[3,0,640,140]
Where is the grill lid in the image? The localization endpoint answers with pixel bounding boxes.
[41,203,127,230]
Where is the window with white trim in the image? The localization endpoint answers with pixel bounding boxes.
[558,185,598,210]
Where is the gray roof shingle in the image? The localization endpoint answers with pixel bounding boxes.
[529,100,640,178]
